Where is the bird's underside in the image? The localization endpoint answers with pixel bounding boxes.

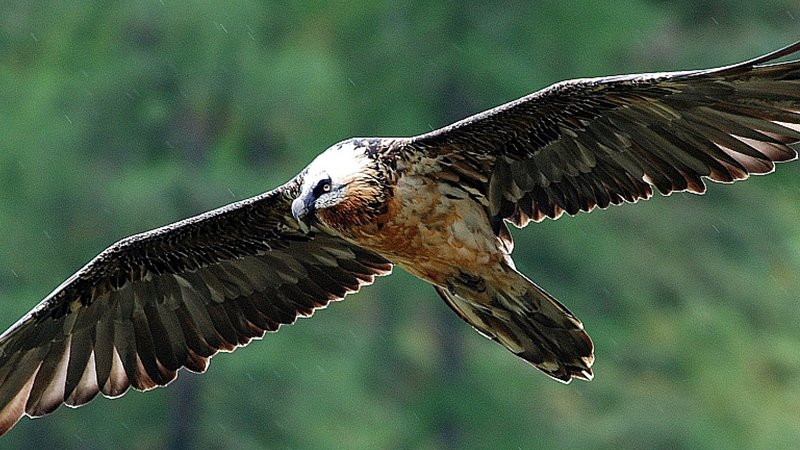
[1,41,800,435]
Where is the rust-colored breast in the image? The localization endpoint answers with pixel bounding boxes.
[327,174,505,286]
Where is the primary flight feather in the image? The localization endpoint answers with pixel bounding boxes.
[1,42,800,435]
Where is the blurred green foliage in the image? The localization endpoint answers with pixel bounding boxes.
[1,1,799,449]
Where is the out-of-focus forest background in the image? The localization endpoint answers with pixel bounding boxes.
[1,1,799,449]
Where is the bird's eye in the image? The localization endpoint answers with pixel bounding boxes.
[313,178,333,196]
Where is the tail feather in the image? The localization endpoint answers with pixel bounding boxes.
[435,269,594,383]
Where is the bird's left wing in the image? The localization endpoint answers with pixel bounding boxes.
[0,175,391,435]
[407,42,800,226]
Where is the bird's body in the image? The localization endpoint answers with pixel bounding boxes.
[301,138,594,379]
[1,42,800,435]
[318,140,500,280]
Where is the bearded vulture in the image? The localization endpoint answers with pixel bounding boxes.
[1,42,799,435]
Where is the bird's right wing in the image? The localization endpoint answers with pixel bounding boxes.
[409,42,800,226]
[0,174,392,435]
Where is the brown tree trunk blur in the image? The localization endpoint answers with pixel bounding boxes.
[167,373,201,450]
[433,301,465,450]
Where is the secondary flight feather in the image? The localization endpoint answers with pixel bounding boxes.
[1,42,799,435]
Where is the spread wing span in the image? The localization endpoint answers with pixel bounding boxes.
[0,176,392,435]
[410,42,800,226]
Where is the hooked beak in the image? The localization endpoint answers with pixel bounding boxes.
[291,195,314,233]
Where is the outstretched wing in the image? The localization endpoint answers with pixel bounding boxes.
[408,42,800,226]
[0,175,392,435]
